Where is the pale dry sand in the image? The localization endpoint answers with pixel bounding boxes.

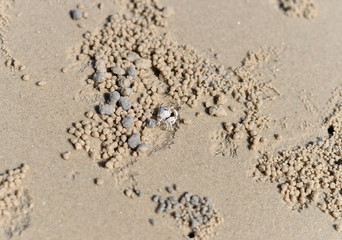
[0,0,342,239]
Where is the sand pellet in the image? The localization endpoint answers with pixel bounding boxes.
[18,65,25,71]
[74,142,82,150]
[98,3,104,10]
[105,160,113,169]
[5,59,12,67]
[124,189,133,198]
[37,81,47,86]
[22,74,30,81]
[274,134,282,140]
[61,151,71,160]
[95,178,104,186]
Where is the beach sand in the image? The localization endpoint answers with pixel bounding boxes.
[0,0,342,239]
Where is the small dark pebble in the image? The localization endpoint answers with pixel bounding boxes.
[146,118,157,128]
[108,91,120,105]
[135,190,143,197]
[127,133,140,149]
[70,9,83,20]
[166,186,174,194]
[152,195,160,202]
[98,104,115,115]
[126,67,137,78]
[122,116,134,128]
[149,218,157,226]
[118,96,132,110]
[93,71,106,82]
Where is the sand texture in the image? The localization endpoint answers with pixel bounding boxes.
[1,0,342,239]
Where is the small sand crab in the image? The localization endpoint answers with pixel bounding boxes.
[157,104,178,130]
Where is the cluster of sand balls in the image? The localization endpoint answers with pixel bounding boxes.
[5,58,30,81]
[68,109,152,169]
[0,164,32,237]
[254,103,342,222]
[127,0,173,27]
[77,0,245,107]
[207,47,280,152]
[69,0,283,167]
[69,0,237,164]
[278,0,318,19]
[0,164,30,211]
[222,111,272,151]
[151,187,222,240]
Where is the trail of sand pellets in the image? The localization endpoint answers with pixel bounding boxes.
[0,0,14,59]
[254,86,342,230]
[0,0,26,73]
[209,47,282,156]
